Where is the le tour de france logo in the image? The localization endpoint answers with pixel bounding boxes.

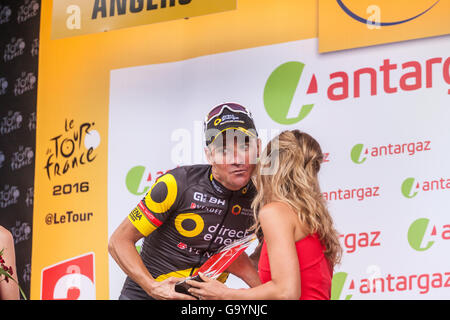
[336,0,441,28]
[44,119,101,180]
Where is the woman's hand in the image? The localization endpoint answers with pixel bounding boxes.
[186,273,231,300]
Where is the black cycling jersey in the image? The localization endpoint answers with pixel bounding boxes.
[121,164,256,300]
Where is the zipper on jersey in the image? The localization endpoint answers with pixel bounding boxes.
[189,192,232,277]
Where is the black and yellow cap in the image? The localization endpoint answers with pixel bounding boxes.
[204,103,258,147]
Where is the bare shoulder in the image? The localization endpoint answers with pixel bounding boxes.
[258,201,298,230]
[259,201,309,241]
[0,225,13,245]
[259,201,296,219]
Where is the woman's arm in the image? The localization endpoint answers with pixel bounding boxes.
[225,252,261,288]
[0,226,19,300]
[188,202,302,300]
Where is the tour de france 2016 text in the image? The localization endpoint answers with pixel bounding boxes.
[52,181,89,196]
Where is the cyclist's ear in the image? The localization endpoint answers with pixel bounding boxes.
[204,146,213,165]
[254,138,262,162]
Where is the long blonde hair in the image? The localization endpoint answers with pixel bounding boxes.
[251,130,342,268]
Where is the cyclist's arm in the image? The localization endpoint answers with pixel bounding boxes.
[109,169,195,300]
[108,218,155,292]
[109,217,196,300]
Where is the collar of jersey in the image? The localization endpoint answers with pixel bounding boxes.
[208,167,252,197]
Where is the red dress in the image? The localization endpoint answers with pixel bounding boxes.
[258,233,333,300]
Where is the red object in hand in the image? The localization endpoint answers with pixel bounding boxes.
[193,234,257,279]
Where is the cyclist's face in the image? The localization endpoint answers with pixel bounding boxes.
[206,134,260,191]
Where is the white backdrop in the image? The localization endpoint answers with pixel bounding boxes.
[108,36,450,299]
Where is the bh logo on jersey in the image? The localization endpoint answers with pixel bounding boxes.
[41,253,96,300]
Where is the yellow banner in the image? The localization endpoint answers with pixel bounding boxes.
[319,0,450,52]
[51,0,237,39]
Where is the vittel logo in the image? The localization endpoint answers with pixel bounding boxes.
[3,38,25,62]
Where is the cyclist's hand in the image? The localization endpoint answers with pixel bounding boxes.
[147,277,197,300]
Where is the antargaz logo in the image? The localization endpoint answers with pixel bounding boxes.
[126,166,151,196]
[351,140,431,164]
[401,177,419,199]
[350,144,366,164]
[401,176,450,199]
[265,55,450,125]
[126,165,173,196]
[407,218,450,252]
[331,272,353,300]
[407,218,435,251]
[264,61,317,125]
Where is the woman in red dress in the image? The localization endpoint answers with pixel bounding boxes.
[188,130,342,300]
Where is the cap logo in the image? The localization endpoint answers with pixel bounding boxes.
[214,118,222,126]
[222,114,240,122]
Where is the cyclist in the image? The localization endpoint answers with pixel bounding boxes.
[109,103,262,300]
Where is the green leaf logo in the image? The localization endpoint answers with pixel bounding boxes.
[407,218,435,251]
[350,144,367,164]
[126,165,150,196]
[331,272,353,300]
[263,61,315,125]
[401,177,419,199]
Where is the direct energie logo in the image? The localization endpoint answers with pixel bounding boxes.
[264,61,316,125]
